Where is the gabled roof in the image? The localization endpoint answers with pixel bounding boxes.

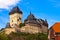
[9,6,22,15]
[52,22,60,33]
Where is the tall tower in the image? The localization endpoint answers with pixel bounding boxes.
[9,6,22,27]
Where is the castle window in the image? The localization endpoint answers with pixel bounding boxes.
[12,20,13,22]
[17,19,19,21]
[12,24,13,26]
[19,17,21,20]
[17,17,21,21]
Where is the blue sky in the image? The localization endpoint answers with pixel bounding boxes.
[0,0,60,29]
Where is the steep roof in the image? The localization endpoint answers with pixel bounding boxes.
[26,12,36,20]
[9,6,22,15]
[24,12,39,24]
[52,22,60,33]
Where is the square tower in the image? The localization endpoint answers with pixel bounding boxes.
[9,6,22,27]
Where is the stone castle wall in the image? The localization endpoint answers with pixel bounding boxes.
[20,24,42,34]
[10,13,22,27]
[4,28,16,35]
[4,22,48,35]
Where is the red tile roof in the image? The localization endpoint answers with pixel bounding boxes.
[52,22,60,33]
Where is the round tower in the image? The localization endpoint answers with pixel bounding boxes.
[9,6,22,27]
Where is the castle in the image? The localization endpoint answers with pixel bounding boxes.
[4,6,48,35]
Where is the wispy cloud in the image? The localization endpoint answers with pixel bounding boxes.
[49,0,60,7]
[0,0,21,10]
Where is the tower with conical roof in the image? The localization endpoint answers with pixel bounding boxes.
[9,6,22,27]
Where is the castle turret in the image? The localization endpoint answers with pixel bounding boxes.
[9,6,22,27]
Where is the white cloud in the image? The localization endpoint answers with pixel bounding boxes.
[0,0,21,10]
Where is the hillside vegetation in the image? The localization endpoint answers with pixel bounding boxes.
[0,31,48,40]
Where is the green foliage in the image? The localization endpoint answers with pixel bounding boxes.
[8,32,48,40]
[0,31,9,40]
[19,23,25,28]
[0,31,48,40]
[35,33,48,40]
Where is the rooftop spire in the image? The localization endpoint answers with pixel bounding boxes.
[30,11,32,14]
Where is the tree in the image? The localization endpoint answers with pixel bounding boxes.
[0,31,9,40]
